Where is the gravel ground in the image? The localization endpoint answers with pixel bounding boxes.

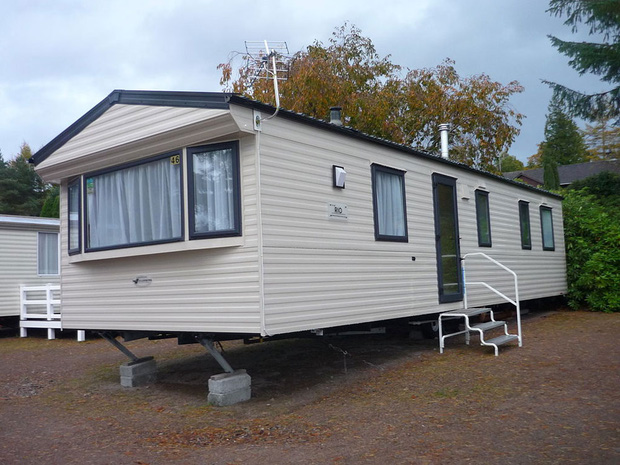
[0,309,618,464]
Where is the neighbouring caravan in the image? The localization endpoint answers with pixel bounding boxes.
[0,215,60,318]
[30,91,566,401]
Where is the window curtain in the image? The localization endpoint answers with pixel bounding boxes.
[192,149,235,233]
[68,182,79,251]
[86,158,181,249]
[375,170,406,236]
[38,232,59,275]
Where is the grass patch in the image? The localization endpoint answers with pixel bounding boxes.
[432,388,460,399]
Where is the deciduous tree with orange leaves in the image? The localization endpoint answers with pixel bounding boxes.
[220,24,524,173]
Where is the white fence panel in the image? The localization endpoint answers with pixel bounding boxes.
[19,284,84,341]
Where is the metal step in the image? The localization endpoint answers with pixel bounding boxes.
[485,334,519,346]
[441,307,491,317]
[471,320,506,332]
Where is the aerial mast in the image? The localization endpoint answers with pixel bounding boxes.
[243,40,291,122]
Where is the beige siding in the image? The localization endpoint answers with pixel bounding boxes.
[57,121,261,333]
[0,221,60,317]
[255,116,567,335]
[40,101,567,336]
[36,105,239,183]
[449,171,566,308]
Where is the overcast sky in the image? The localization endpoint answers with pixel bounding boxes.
[0,0,608,163]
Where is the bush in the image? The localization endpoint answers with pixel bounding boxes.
[568,171,620,209]
[40,185,59,218]
[562,187,620,312]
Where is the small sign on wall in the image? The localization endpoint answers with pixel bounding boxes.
[458,184,472,200]
[328,203,348,219]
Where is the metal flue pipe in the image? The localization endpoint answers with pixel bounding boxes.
[439,123,450,159]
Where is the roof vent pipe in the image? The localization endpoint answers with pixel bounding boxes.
[329,107,343,126]
[439,123,450,159]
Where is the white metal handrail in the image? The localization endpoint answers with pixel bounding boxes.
[462,252,522,346]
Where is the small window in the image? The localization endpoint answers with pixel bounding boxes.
[68,179,80,254]
[371,164,408,242]
[85,153,183,251]
[540,206,555,251]
[475,190,492,247]
[38,232,59,275]
[188,142,241,239]
[519,201,531,250]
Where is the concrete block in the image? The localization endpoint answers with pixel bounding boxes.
[208,386,251,407]
[119,357,157,387]
[208,369,250,394]
[207,370,251,406]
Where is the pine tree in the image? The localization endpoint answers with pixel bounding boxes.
[40,185,60,218]
[541,100,589,167]
[0,143,48,216]
[543,0,620,120]
[582,116,620,159]
[543,150,561,190]
[0,151,8,213]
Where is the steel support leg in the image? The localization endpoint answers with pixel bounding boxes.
[99,332,140,362]
[199,337,234,373]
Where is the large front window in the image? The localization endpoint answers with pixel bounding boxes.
[188,142,241,239]
[85,153,183,251]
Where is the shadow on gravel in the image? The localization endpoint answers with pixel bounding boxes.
[151,310,553,402]
[154,332,438,401]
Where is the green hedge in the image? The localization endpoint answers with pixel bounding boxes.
[562,181,620,312]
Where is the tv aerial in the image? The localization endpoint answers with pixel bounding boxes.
[244,40,292,122]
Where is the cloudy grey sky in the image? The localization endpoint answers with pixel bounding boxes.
[0,0,607,163]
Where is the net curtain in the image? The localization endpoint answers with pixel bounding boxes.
[86,158,182,248]
[192,149,236,233]
[375,170,406,237]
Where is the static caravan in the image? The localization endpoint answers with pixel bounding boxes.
[31,90,566,401]
[0,215,60,325]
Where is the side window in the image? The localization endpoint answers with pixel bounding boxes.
[188,142,242,239]
[85,153,183,251]
[519,201,531,250]
[38,232,59,275]
[371,164,408,242]
[475,190,492,247]
[540,206,555,251]
[68,180,80,254]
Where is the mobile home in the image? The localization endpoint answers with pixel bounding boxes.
[0,215,64,338]
[0,215,60,319]
[30,90,566,400]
